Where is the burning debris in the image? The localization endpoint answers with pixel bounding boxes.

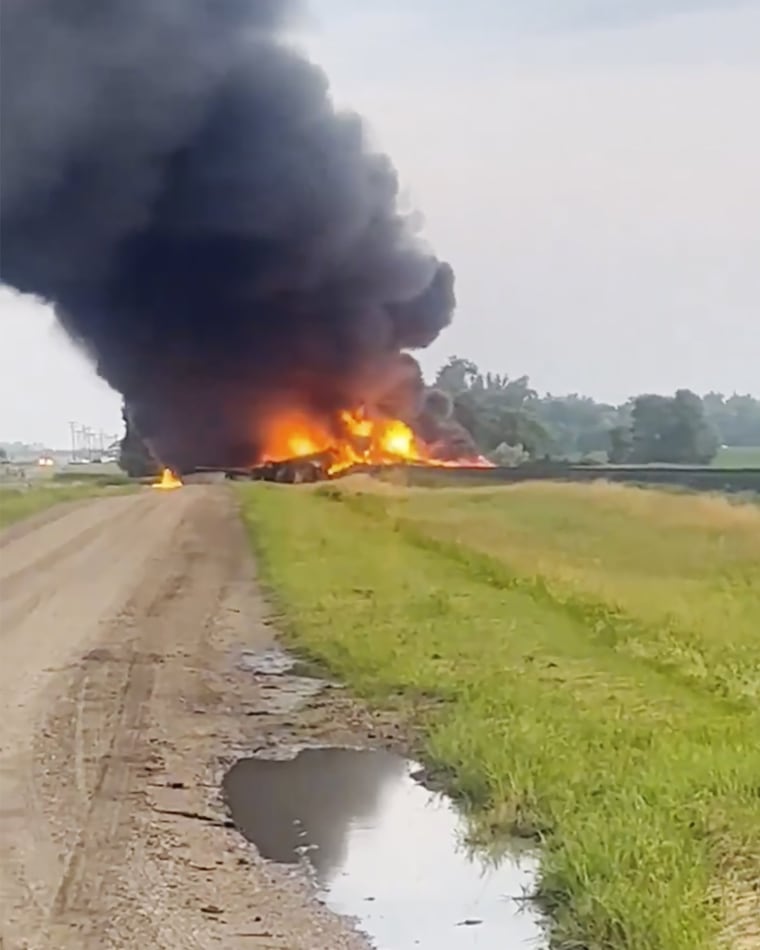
[261,408,422,474]
[0,1,482,472]
[194,405,492,483]
[252,406,491,480]
[152,468,183,490]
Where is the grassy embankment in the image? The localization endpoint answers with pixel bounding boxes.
[238,477,760,950]
[0,475,133,529]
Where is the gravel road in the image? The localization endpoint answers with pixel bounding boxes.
[0,486,368,950]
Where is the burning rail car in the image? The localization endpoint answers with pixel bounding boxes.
[185,405,492,484]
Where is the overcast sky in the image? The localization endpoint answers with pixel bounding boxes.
[1,0,758,446]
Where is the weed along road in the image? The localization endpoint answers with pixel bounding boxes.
[0,486,368,950]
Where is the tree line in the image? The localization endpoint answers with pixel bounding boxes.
[117,358,760,473]
[430,357,760,465]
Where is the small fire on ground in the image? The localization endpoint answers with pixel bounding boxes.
[260,408,491,476]
[152,467,183,490]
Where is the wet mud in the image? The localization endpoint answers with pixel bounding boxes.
[226,647,545,950]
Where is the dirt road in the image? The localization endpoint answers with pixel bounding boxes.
[0,487,368,950]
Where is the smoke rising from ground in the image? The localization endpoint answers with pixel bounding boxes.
[0,0,455,468]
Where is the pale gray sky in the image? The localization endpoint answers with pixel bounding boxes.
[1,0,758,446]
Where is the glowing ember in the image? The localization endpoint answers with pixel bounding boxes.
[152,467,183,490]
[260,408,492,475]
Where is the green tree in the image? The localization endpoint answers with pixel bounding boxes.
[534,395,619,459]
[629,391,718,464]
[436,360,548,457]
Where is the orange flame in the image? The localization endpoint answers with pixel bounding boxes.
[259,407,492,475]
[152,467,183,490]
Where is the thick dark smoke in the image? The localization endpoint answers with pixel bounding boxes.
[0,0,455,469]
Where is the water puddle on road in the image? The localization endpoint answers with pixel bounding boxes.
[224,747,544,949]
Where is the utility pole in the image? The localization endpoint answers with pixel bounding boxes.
[67,423,121,462]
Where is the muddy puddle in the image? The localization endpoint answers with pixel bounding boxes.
[224,747,544,949]
[239,646,328,714]
[239,647,295,676]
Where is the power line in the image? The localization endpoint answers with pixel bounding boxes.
[67,422,120,461]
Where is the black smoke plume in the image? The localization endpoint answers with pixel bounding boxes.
[0,0,455,469]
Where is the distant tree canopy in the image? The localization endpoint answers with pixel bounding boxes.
[432,356,760,465]
[433,357,550,458]
[625,391,719,465]
[533,394,619,459]
[702,393,760,447]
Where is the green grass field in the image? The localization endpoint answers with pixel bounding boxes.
[238,477,760,950]
[714,445,760,468]
[0,481,133,529]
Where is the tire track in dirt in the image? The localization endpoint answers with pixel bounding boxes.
[52,646,158,918]
[0,491,193,948]
[50,559,193,939]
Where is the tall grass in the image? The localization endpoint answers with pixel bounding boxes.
[238,478,760,950]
